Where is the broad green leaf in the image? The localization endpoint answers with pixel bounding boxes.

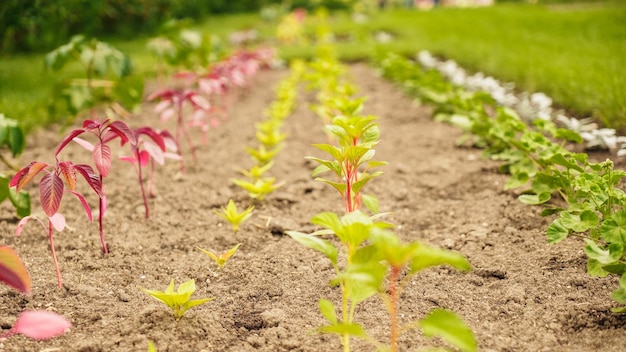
[410,244,470,274]
[559,211,598,233]
[611,287,626,305]
[312,144,343,162]
[318,298,337,324]
[518,192,551,205]
[315,177,347,195]
[546,219,569,244]
[10,190,31,219]
[586,259,610,277]
[610,306,626,313]
[584,239,621,265]
[419,309,477,352]
[600,211,626,245]
[360,193,379,214]
[0,246,31,294]
[8,125,25,157]
[311,212,341,233]
[286,231,338,265]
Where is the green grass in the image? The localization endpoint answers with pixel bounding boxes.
[3,5,626,133]
[280,2,626,131]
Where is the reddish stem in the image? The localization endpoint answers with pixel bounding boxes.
[48,220,62,288]
[136,151,150,219]
[175,101,186,173]
[98,176,108,254]
[389,265,401,352]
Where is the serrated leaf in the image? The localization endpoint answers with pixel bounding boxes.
[584,239,621,265]
[546,219,569,244]
[419,309,477,352]
[518,192,551,205]
[586,258,610,277]
[600,211,626,245]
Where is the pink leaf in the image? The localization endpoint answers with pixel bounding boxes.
[72,137,95,152]
[154,100,171,113]
[189,94,210,110]
[10,162,49,193]
[55,128,86,157]
[58,161,77,191]
[39,173,64,217]
[143,142,164,165]
[69,189,92,221]
[13,310,71,340]
[49,213,66,232]
[16,216,46,237]
[160,108,176,122]
[0,246,31,294]
[108,120,136,146]
[164,152,183,161]
[119,155,138,164]
[73,164,102,197]
[138,150,150,167]
[92,142,112,177]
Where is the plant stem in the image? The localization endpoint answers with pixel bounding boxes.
[48,220,62,288]
[136,152,150,219]
[388,266,401,352]
[98,177,108,254]
[176,101,186,173]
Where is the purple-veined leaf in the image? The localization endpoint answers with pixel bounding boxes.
[16,216,47,237]
[0,246,31,294]
[108,120,135,146]
[10,162,49,193]
[12,310,71,340]
[72,137,95,152]
[55,128,86,156]
[136,127,166,151]
[68,189,92,221]
[57,161,77,191]
[92,142,112,177]
[39,173,64,217]
[49,212,66,232]
[73,164,103,197]
[143,141,164,165]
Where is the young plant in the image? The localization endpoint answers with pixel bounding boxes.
[213,199,254,233]
[141,279,213,320]
[147,88,210,171]
[238,160,275,181]
[56,118,135,253]
[120,127,180,219]
[197,243,241,269]
[45,35,141,122]
[11,160,100,287]
[231,177,284,201]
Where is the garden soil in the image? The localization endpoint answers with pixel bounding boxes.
[1,64,625,352]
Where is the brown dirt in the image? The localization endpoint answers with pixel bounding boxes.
[1,63,625,352]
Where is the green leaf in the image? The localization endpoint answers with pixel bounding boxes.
[311,212,341,233]
[600,211,626,245]
[586,259,610,277]
[546,219,569,244]
[147,340,158,352]
[419,309,477,352]
[410,244,470,274]
[559,211,598,233]
[8,126,25,157]
[286,231,338,265]
[360,193,379,214]
[318,323,366,337]
[584,239,621,265]
[518,192,551,205]
[318,298,337,324]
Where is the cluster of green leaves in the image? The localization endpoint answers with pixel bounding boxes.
[141,279,214,320]
[45,35,144,124]
[0,114,29,218]
[290,34,476,352]
[373,51,626,313]
[232,60,305,200]
[147,20,225,76]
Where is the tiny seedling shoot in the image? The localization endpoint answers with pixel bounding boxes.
[213,199,254,233]
[141,279,213,320]
[197,243,241,270]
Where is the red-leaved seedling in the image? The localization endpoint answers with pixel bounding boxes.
[148,88,210,171]
[0,310,71,341]
[56,118,135,253]
[120,127,181,218]
[11,159,100,287]
[0,246,32,294]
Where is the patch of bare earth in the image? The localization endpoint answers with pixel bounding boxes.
[1,64,625,352]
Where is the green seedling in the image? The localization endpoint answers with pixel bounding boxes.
[239,160,275,181]
[197,243,241,269]
[232,177,284,201]
[244,145,282,166]
[141,279,213,320]
[213,199,254,233]
[147,340,158,352]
